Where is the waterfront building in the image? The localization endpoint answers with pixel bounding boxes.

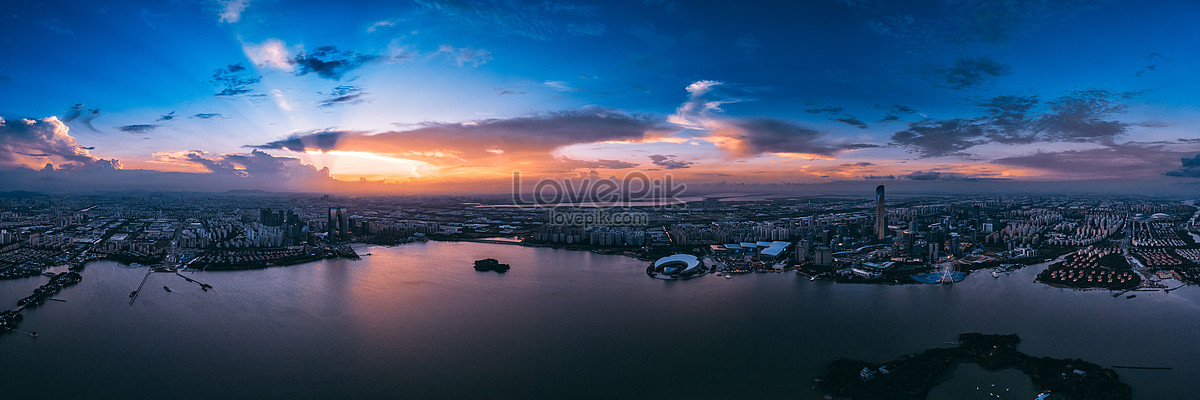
[651,254,703,276]
[814,246,833,268]
[759,241,790,261]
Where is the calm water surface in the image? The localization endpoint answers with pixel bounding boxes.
[2,241,1198,399]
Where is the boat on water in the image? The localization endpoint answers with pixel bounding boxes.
[1126,294,1136,299]
[363,253,372,256]
[163,286,172,292]
[991,270,1000,278]
[128,291,137,297]
[725,275,732,279]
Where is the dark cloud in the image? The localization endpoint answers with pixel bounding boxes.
[558,158,638,170]
[156,111,176,122]
[902,170,941,180]
[994,144,1186,179]
[61,103,84,123]
[248,128,361,152]
[863,174,897,180]
[723,118,853,157]
[1036,89,1129,143]
[893,89,1139,157]
[840,143,884,150]
[806,104,869,129]
[171,149,332,181]
[835,117,868,129]
[876,105,916,123]
[210,63,260,96]
[413,0,606,41]
[895,170,1002,181]
[494,87,526,96]
[193,113,222,119]
[933,56,1010,90]
[320,85,367,108]
[0,149,348,193]
[1135,52,1173,78]
[978,94,1039,143]
[648,154,691,169]
[804,106,845,115]
[291,46,384,80]
[0,116,115,169]
[118,124,157,134]
[1164,154,1200,177]
[248,108,664,172]
[891,119,985,157]
[1134,64,1157,78]
[1141,52,1174,62]
[61,103,102,132]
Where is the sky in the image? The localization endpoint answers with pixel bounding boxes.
[1,0,1199,194]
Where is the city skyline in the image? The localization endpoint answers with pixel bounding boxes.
[2,0,1200,194]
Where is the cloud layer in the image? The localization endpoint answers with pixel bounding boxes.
[249,108,667,176]
[0,116,116,170]
[892,89,1139,157]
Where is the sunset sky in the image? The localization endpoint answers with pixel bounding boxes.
[1,0,1199,194]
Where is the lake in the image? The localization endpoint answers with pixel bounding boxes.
[2,241,1198,399]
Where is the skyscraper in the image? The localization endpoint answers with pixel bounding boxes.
[875,185,886,240]
[328,206,348,240]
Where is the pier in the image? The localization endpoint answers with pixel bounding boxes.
[128,266,154,306]
[10,329,38,338]
[1111,365,1172,370]
[175,270,213,291]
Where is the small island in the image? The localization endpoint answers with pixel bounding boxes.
[473,258,510,273]
[816,333,1131,400]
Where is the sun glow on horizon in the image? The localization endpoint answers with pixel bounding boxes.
[302,150,436,181]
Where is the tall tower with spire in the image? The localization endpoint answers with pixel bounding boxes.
[875,185,886,241]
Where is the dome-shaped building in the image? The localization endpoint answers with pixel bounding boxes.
[651,254,703,277]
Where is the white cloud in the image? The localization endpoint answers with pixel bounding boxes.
[436,44,492,67]
[271,89,294,111]
[368,19,397,33]
[218,0,251,23]
[685,80,722,94]
[670,80,735,129]
[242,39,294,72]
[544,80,578,92]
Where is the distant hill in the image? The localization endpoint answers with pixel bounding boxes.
[0,191,47,198]
[223,189,275,195]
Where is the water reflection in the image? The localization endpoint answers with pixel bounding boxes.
[0,241,1196,399]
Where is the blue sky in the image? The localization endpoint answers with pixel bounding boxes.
[1,0,1199,193]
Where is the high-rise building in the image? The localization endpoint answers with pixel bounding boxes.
[814,245,833,268]
[328,206,348,240]
[875,185,886,240]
